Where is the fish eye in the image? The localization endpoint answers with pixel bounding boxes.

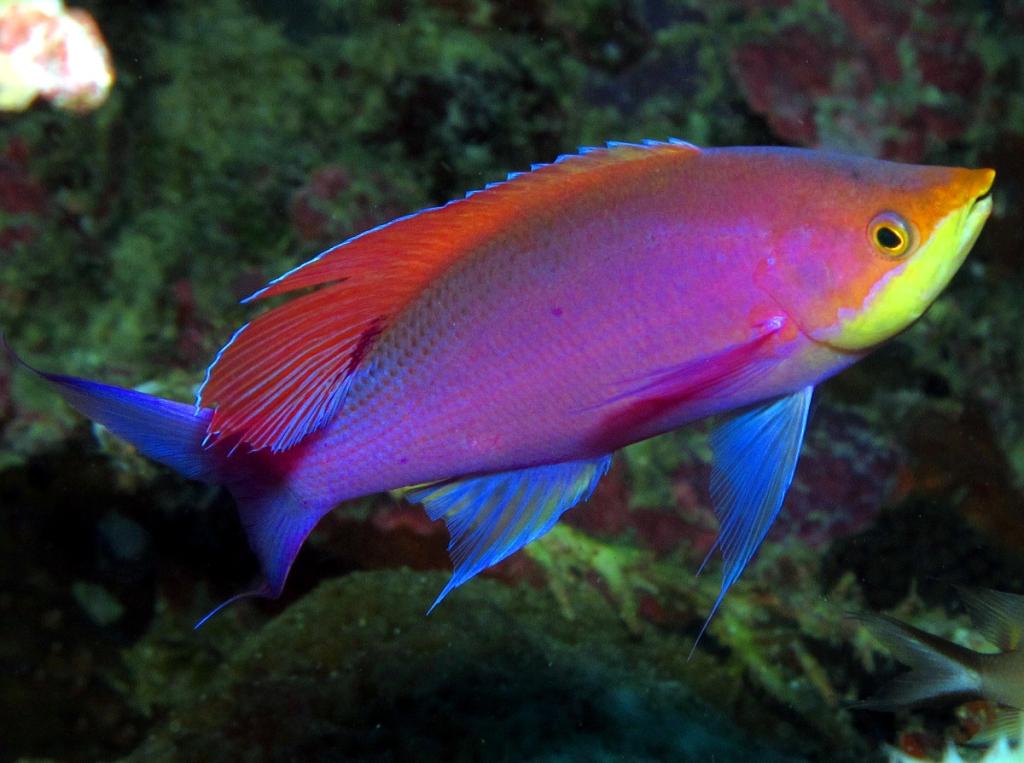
[868,213,913,258]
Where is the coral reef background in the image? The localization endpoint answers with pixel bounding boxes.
[2,1,1024,761]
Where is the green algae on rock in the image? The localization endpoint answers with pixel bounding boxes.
[122,569,807,763]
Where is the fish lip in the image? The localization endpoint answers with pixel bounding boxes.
[962,191,993,242]
[968,188,993,219]
[968,169,995,211]
[956,167,994,247]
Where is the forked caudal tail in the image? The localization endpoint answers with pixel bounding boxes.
[4,339,327,623]
[853,612,983,709]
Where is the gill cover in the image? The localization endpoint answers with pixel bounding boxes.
[755,161,994,353]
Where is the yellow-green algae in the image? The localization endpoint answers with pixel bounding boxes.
[121,569,817,763]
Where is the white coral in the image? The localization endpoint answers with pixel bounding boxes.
[0,0,113,112]
[888,737,1024,763]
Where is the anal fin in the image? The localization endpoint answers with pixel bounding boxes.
[407,455,613,610]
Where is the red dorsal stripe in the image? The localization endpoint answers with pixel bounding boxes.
[197,140,701,452]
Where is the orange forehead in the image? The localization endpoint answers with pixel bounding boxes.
[703,147,990,225]
[880,166,994,241]
[723,148,994,341]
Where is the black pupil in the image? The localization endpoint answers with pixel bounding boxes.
[876,226,903,250]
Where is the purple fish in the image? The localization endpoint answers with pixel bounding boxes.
[8,141,995,632]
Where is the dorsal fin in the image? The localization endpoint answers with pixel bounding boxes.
[197,139,701,452]
[957,587,1024,651]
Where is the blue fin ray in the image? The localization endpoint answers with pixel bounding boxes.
[193,482,326,628]
[4,339,216,482]
[696,386,813,645]
[227,477,324,597]
[408,455,613,611]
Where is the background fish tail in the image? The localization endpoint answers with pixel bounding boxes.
[854,613,983,709]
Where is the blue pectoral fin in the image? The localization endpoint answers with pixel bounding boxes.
[695,386,813,646]
[594,318,783,410]
[408,455,613,611]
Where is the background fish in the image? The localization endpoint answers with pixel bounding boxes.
[856,588,1024,743]
[9,141,994,629]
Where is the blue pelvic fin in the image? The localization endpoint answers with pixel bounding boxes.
[695,386,813,647]
[408,455,613,611]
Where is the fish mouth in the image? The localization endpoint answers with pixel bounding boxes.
[967,169,995,220]
[973,167,996,200]
[959,178,994,253]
